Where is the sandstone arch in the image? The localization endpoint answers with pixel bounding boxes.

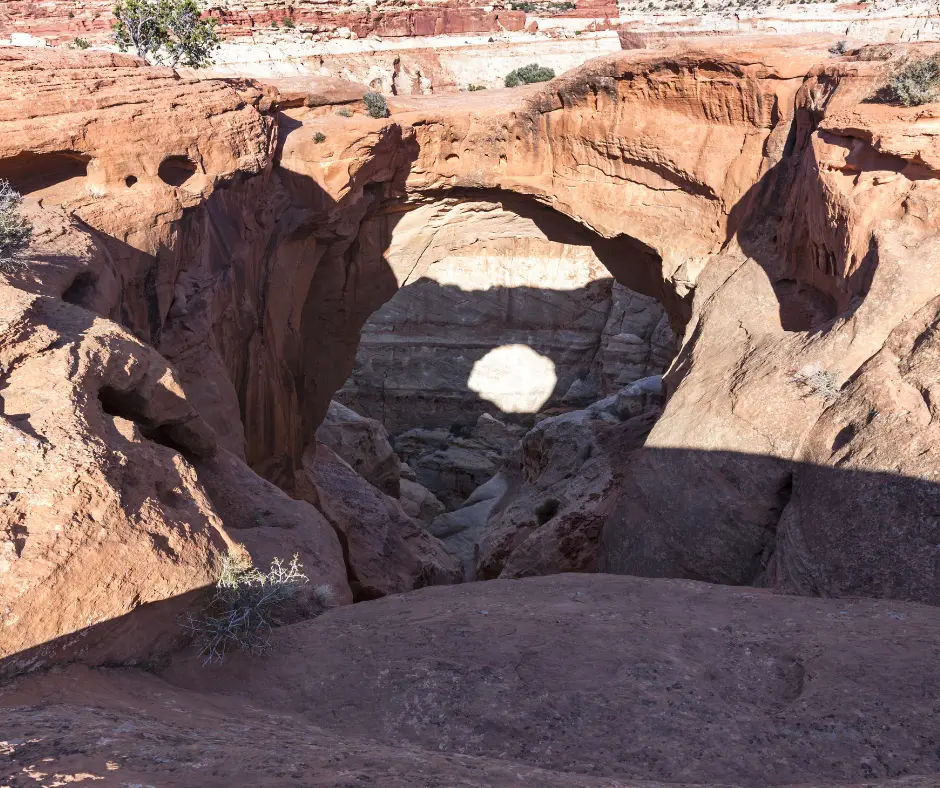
[3,41,940,677]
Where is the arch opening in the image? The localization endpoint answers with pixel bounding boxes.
[294,191,681,520]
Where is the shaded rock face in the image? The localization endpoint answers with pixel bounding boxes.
[6,575,940,787]
[298,442,460,600]
[157,574,940,787]
[315,399,401,496]
[336,197,675,433]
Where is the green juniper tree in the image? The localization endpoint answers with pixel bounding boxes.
[112,0,220,68]
[0,180,32,274]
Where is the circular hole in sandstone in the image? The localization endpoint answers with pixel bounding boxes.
[125,175,138,188]
[157,155,198,187]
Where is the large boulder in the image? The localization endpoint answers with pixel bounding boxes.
[298,442,460,600]
[0,286,232,678]
[315,399,401,496]
[398,477,447,523]
[477,397,660,579]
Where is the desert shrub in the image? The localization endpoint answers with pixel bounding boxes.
[184,554,324,664]
[112,0,220,68]
[504,62,555,87]
[336,107,353,117]
[282,17,295,28]
[791,363,841,400]
[74,37,91,49]
[875,55,940,107]
[0,180,33,274]
[313,130,326,143]
[270,19,278,27]
[828,39,847,56]
[363,91,389,118]
[467,83,486,91]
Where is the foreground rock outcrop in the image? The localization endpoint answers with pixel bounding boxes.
[5,574,940,787]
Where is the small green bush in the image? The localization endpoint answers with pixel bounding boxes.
[0,180,33,275]
[184,554,324,664]
[270,19,278,27]
[363,91,389,118]
[336,107,353,117]
[504,62,555,88]
[876,55,940,107]
[282,17,295,28]
[74,37,91,49]
[313,130,326,143]
[467,83,486,91]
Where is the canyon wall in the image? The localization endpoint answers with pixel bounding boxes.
[3,37,940,676]
[334,197,673,433]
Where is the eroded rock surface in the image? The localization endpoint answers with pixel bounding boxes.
[4,38,940,679]
[158,574,940,787]
[298,442,459,599]
[315,399,401,495]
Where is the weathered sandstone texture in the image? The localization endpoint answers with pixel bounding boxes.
[2,32,940,788]
[315,399,401,495]
[6,575,940,787]
[3,35,940,679]
[298,441,460,600]
[336,197,675,432]
[150,575,940,786]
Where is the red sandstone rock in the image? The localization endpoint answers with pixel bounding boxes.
[159,574,940,787]
[3,39,940,683]
[298,442,460,599]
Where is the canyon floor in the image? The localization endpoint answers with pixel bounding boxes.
[2,15,940,788]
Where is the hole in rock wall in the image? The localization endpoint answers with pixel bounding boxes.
[0,151,92,195]
[125,175,138,188]
[98,386,194,457]
[62,271,98,308]
[158,155,198,187]
[311,193,681,516]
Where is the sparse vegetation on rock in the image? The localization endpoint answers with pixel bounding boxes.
[74,37,91,49]
[336,107,353,117]
[0,180,33,274]
[363,91,389,118]
[184,554,322,664]
[467,83,486,91]
[313,131,327,143]
[828,39,848,56]
[876,54,940,106]
[112,0,220,68]
[792,363,841,400]
[504,62,555,87]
